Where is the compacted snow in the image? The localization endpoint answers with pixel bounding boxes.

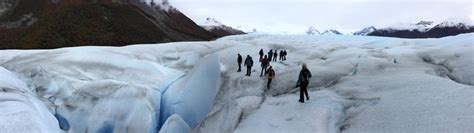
[0,33,473,132]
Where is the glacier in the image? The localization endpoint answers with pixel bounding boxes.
[160,54,221,129]
[0,33,473,132]
[0,67,61,132]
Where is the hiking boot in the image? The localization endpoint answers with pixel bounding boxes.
[298,100,304,103]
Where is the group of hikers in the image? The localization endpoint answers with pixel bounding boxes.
[236,49,312,103]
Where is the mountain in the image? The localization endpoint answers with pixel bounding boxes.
[356,21,474,38]
[414,21,434,29]
[306,26,320,35]
[0,0,219,49]
[353,26,376,36]
[320,29,342,35]
[306,27,343,35]
[200,17,245,37]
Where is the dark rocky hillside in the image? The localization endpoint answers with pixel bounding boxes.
[0,0,224,49]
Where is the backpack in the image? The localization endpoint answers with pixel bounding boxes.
[269,69,275,76]
[268,69,275,79]
[301,69,309,82]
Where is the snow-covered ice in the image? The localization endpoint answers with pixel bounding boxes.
[160,54,221,128]
[234,90,349,133]
[159,114,190,133]
[0,33,473,132]
[0,67,61,132]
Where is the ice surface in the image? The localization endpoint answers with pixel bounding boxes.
[234,90,349,133]
[0,67,61,133]
[160,54,221,128]
[0,47,184,132]
[0,33,473,133]
[196,33,474,132]
[159,114,190,133]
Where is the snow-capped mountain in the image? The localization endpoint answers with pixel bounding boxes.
[415,21,434,28]
[385,21,436,31]
[432,21,471,29]
[0,0,221,49]
[306,27,320,35]
[306,27,342,35]
[353,26,376,36]
[354,21,474,38]
[202,18,224,30]
[200,17,246,37]
[321,29,343,35]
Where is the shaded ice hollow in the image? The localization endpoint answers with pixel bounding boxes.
[0,33,473,132]
[160,54,221,129]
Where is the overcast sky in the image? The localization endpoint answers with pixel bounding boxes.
[169,0,473,34]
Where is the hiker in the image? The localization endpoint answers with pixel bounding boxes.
[273,50,278,62]
[283,50,287,60]
[237,53,242,72]
[259,48,264,62]
[260,55,269,77]
[296,63,312,103]
[279,50,284,61]
[244,55,254,76]
[268,49,273,64]
[267,66,275,89]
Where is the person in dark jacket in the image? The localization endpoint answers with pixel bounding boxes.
[259,49,264,62]
[237,53,242,72]
[279,50,284,61]
[266,66,275,89]
[283,50,287,60]
[260,55,269,77]
[268,50,273,64]
[296,63,312,103]
[244,55,254,76]
[273,51,278,62]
